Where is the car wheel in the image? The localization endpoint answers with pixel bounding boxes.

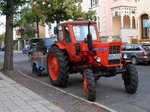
[131,57,138,65]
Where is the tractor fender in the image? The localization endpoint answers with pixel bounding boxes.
[52,42,65,50]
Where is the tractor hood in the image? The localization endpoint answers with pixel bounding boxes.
[80,41,122,67]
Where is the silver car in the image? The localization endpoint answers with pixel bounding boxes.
[122,44,150,64]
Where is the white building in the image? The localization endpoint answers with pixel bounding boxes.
[81,0,138,43]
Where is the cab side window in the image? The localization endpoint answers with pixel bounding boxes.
[64,26,71,43]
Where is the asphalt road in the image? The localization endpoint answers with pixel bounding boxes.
[1,51,150,112]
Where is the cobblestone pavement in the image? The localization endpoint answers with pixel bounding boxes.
[0,72,65,112]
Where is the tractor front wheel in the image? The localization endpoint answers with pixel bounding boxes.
[123,64,138,94]
[83,69,96,101]
[47,46,69,87]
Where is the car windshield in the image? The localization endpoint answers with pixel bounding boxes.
[142,45,150,51]
[73,25,97,41]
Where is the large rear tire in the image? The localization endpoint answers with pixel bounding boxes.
[83,69,96,101]
[123,64,138,94]
[47,46,69,87]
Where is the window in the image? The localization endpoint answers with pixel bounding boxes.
[73,25,97,41]
[142,45,150,51]
[91,0,99,7]
[125,45,133,51]
[64,26,71,43]
[133,45,141,51]
[141,14,149,39]
[57,26,63,41]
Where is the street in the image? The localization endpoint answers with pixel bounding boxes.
[0,51,150,112]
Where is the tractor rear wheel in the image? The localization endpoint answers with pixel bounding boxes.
[83,69,96,101]
[47,46,69,87]
[123,64,138,94]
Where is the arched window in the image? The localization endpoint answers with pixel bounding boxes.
[141,14,149,39]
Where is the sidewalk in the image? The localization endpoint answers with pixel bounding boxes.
[0,72,65,112]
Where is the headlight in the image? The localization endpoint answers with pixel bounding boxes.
[123,54,128,59]
[96,57,101,62]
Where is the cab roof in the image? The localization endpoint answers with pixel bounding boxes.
[58,21,96,26]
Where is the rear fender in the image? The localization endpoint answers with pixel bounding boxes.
[52,42,65,50]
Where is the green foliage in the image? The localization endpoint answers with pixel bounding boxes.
[0,33,5,42]
[14,7,37,38]
[14,1,45,38]
[83,10,96,20]
[0,0,28,15]
[30,0,94,24]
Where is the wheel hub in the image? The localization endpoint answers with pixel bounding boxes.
[48,54,59,80]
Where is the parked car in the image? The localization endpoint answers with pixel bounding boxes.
[122,44,150,64]
[22,45,30,54]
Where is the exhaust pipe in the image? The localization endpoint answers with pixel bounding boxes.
[87,21,92,50]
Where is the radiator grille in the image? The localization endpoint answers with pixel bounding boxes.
[109,46,120,54]
[108,59,120,65]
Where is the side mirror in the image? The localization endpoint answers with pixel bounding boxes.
[54,27,58,34]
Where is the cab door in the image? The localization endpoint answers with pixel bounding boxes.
[63,26,81,61]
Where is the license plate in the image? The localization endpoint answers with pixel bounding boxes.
[108,54,121,60]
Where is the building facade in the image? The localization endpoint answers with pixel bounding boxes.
[81,0,138,43]
[137,0,150,43]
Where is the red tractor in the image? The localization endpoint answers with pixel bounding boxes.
[47,21,138,101]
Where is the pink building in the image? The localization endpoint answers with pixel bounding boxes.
[81,0,138,43]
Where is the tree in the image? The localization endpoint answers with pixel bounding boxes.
[31,0,86,24]
[15,7,39,39]
[15,2,45,38]
[0,0,27,70]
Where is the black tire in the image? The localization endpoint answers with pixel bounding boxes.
[47,46,69,87]
[83,69,96,101]
[37,68,42,76]
[32,64,42,76]
[123,64,138,94]
[131,56,138,65]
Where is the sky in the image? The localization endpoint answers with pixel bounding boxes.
[0,16,6,35]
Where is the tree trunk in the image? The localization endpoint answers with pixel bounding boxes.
[56,16,60,25]
[3,0,14,71]
[56,20,60,25]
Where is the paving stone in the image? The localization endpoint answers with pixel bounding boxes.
[0,72,65,112]
[10,109,24,112]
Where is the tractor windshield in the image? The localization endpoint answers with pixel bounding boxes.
[73,25,97,41]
